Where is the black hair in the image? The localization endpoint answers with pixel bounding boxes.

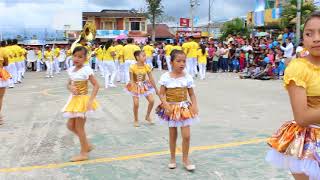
[304,11,320,31]
[127,38,133,44]
[200,44,206,55]
[170,50,185,62]
[133,50,142,61]
[116,39,122,45]
[0,41,6,47]
[73,46,87,56]
[173,42,178,46]
[6,39,12,45]
[104,39,113,50]
[13,39,18,44]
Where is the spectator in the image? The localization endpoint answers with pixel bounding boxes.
[212,46,219,73]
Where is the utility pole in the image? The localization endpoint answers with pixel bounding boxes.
[296,0,301,44]
[208,0,211,33]
[190,0,194,33]
[208,0,214,35]
[190,0,200,33]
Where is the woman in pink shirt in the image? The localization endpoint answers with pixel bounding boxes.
[267,49,275,65]
[207,44,215,71]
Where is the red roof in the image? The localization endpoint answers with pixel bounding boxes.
[147,24,175,39]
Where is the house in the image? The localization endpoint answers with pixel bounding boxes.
[147,24,175,41]
[82,9,148,43]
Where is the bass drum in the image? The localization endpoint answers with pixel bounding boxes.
[26,50,37,62]
[58,50,67,62]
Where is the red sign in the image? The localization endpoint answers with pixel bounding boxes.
[180,18,190,27]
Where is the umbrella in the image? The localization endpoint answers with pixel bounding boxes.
[115,34,128,40]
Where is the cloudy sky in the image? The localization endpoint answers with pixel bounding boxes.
[0,0,255,30]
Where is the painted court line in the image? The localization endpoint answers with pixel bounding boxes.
[0,138,266,173]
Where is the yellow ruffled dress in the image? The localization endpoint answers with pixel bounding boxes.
[62,66,99,118]
[155,72,199,127]
[0,48,11,88]
[125,64,155,97]
[266,58,320,179]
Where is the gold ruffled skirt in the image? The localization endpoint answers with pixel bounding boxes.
[0,67,11,87]
[156,101,199,127]
[266,121,320,179]
[125,80,155,97]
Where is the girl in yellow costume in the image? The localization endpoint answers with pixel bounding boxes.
[156,50,199,171]
[62,46,100,162]
[266,12,320,180]
[125,50,158,127]
[0,41,11,125]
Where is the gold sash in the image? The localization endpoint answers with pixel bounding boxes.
[133,73,146,82]
[72,81,88,95]
[307,96,320,108]
[307,96,320,127]
[166,87,188,102]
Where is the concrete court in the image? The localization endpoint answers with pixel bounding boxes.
[0,69,294,180]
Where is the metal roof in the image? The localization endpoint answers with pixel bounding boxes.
[83,9,146,18]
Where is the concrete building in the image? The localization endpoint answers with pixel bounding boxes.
[83,9,148,42]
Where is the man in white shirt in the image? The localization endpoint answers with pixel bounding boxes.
[242,42,253,52]
[26,48,36,71]
[227,34,234,45]
[280,38,294,58]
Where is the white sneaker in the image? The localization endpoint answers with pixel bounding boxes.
[168,163,177,169]
[109,84,117,88]
[46,75,50,78]
[184,164,196,171]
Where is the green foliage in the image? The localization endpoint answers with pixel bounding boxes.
[281,0,317,28]
[145,0,163,24]
[221,18,249,40]
[145,0,164,41]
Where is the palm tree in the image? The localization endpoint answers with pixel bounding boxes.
[281,0,317,28]
[145,0,163,42]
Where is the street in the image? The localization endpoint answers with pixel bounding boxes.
[0,70,293,180]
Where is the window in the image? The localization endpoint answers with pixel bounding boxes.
[100,21,114,30]
[140,22,146,31]
[125,20,130,30]
[130,22,140,31]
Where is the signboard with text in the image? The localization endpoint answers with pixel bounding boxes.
[180,18,190,27]
[176,30,201,38]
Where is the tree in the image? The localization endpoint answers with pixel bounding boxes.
[145,0,163,42]
[221,18,249,40]
[281,0,317,28]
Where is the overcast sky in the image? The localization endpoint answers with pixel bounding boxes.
[0,0,255,30]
